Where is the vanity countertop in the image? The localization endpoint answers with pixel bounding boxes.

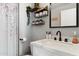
[31,39,79,56]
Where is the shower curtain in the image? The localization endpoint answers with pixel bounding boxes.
[0,3,19,56]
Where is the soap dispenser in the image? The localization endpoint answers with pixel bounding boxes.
[46,31,49,39]
[48,31,52,39]
[45,31,52,39]
[72,31,79,44]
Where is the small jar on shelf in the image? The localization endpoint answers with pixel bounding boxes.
[43,11,48,16]
[35,13,39,17]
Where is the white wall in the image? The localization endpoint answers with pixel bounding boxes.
[19,3,32,55]
[31,3,50,41]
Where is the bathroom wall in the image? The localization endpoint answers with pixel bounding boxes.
[31,3,50,41]
[31,3,79,42]
[19,3,33,55]
[19,3,79,55]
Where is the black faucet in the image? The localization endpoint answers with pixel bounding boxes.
[56,31,62,41]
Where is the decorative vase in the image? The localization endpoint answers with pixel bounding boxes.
[72,36,79,44]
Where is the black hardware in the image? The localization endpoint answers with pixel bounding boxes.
[56,31,62,41]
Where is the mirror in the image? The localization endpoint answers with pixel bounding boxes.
[49,3,78,28]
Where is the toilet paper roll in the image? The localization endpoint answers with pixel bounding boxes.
[22,38,27,42]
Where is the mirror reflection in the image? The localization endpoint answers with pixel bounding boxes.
[50,3,78,28]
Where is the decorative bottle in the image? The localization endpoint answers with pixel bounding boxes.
[72,31,79,44]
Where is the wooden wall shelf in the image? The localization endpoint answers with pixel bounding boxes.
[34,6,48,18]
[34,6,48,13]
[32,20,45,25]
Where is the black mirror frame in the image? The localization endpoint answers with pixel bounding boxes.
[49,3,79,28]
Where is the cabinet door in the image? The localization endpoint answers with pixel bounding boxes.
[31,44,74,56]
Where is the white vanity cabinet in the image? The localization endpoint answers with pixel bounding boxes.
[30,39,79,56]
[31,44,73,56]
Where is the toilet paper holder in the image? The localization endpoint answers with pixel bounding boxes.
[20,38,23,41]
[19,38,27,42]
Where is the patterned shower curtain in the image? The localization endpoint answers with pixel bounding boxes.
[0,3,19,56]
